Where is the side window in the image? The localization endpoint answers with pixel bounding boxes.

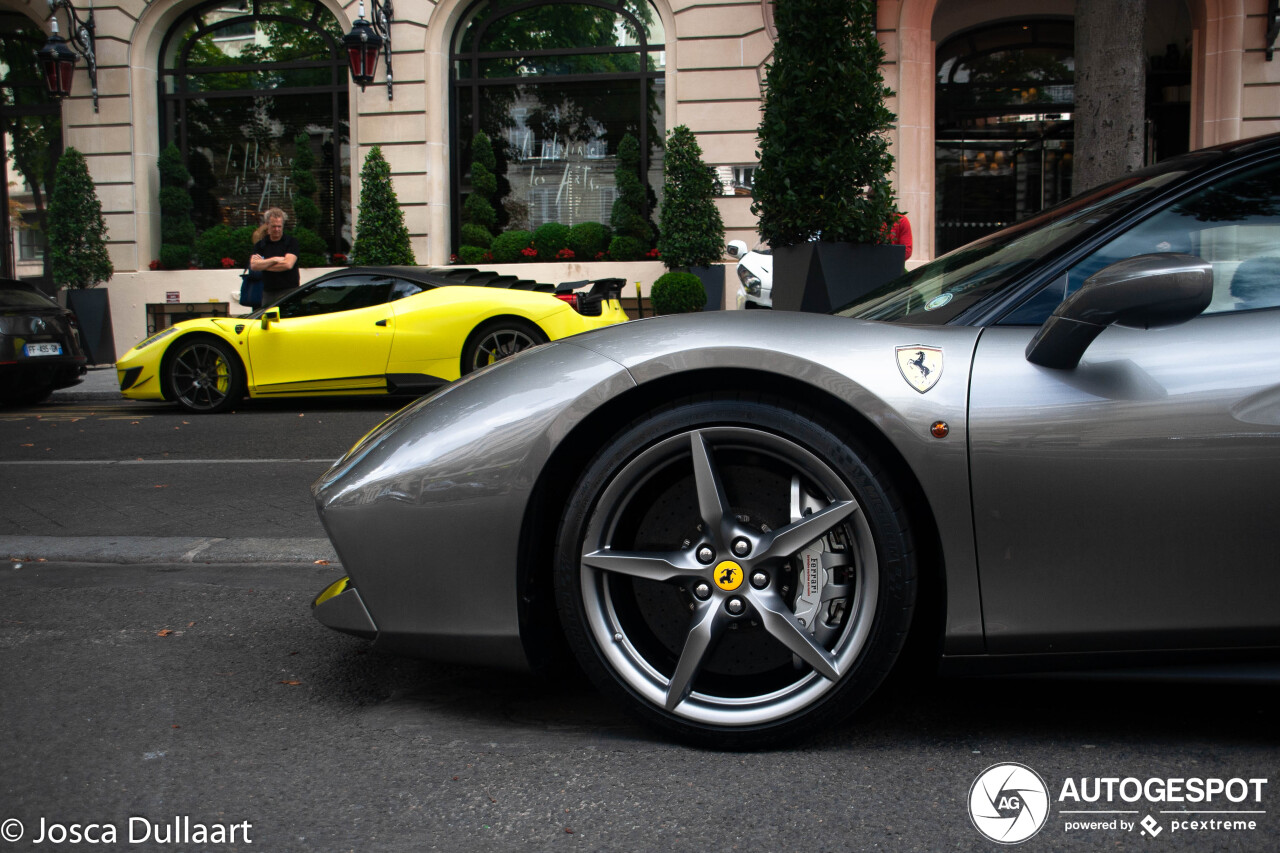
[278,275,393,319]
[1064,159,1280,315]
[1002,158,1280,323]
[389,278,426,302]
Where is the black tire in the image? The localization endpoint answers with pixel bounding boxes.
[554,395,916,748]
[164,336,245,414]
[460,319,548,375]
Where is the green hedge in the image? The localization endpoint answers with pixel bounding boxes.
[491,230,533,263]
[651,272,706,314]
[568,222,611,259]
[533,222,571,256]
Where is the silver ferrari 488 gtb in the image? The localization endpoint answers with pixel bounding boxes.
[312,133,1280,748]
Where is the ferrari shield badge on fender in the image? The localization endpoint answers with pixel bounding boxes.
[896,345,943,394]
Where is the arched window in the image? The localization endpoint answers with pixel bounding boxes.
[451,0,666,251]
[0,13,61,283]
[160,0,350,263]
[935,18,1075,254]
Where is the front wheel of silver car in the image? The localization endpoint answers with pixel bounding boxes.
[554,396,916,748]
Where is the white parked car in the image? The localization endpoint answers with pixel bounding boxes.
[726,240,772,308]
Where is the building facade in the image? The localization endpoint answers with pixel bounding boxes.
[2,0,1277,355]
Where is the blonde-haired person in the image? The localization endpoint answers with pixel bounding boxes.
[249,207,301,308]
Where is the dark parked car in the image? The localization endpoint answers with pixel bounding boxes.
[0,280,87,405]
[313,132,1280,748]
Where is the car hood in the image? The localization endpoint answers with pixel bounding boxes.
[565,309,975,394]
[317,310,983,512]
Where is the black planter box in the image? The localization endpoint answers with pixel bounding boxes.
[772,242,906,313]
[63,288,116,366]
[689,264,725,311]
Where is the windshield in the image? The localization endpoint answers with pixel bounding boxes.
[837,157,1211,325]
[0,285,58,310]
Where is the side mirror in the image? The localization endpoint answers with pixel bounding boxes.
[726,240,748,260]
[1025,253,1213,370]
[260,309,280,330]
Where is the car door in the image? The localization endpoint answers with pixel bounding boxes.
[968,156,1280,654]
[247,274,396,394]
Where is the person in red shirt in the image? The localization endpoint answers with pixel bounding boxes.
[888,212,912,260]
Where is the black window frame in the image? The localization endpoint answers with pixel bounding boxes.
[449,0,665,251]
[158,0,350,256]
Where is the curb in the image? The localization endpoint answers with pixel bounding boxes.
[53,366,124,403]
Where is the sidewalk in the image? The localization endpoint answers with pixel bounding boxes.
[54,364,125,403]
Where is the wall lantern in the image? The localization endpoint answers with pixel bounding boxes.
[36,0,98,111]
[343,0,393,99]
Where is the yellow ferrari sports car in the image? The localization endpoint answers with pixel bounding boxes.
[116,266,629,413]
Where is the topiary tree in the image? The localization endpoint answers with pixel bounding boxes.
[752,0,897,247]
[651,271,706,314]
[457,245,490,264]
[352,146,416,266]
[158,143,195,270]
[458,132,498,260]
[491,229,533,263]
[568,221,611,260]
[47,147,113,288]
[187,150,219,232]
[657,125,725,270]
[609,133,653,260]
[193,224,256,269]
[291,132,326,266]
[533,222,571,257]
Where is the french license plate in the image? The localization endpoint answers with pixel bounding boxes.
[25,342,62,357]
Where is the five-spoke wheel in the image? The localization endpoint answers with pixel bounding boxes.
[164,337,245,414]
[555,397,915,747]
[461,320,548,375]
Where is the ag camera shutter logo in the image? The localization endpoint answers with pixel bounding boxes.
[969,763,1050,844]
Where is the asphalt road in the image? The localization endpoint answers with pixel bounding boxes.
[2,393,1279,851]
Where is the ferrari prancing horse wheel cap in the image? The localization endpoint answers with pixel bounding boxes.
[713,560,743,591]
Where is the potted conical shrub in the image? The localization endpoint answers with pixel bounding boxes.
[290,132,328,266]
[352,147,416,265]
[658,125,726,309]
[458,131,498,264]
[47,147,115,364]
[157,144,195,271]
[609,134,653,261]
[752,0,904,312]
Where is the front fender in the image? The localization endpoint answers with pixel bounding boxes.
[116,318,249,401]
[313,343,636,668]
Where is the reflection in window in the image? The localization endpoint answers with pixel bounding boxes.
[935,19,1075,255]
[278,274,394,319]
[1060,160,1280,315]
[451,0,665,244]
[0,13,61,282]
[159,0,350,261]
[713,165,758,197]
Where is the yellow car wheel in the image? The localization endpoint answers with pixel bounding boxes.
[461,319,549,375]
[164,336,245,414]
